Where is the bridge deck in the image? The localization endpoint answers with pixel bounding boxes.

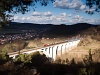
[8,38,80,56]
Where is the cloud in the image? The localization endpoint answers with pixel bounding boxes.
[43,11,53,16]
[53,0,86,10]
[31,11,53,17]
[32,12,41,16]
[72,15,84,23]
[60,12,67,17]
[68,14,72,17]
[80,5,86,10]
[85,6,96,12]
[14,16,19,20]
[53,0,97,14]
[13,12,100,25]
[74,15,83,20]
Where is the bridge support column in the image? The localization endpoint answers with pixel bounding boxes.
[56,46,58,56]
[52,46,59,61]
[65,44,67,52]
[61,45,63,55]
[68,42,71,51]
[49,47,52,58]
[52,47,53,60]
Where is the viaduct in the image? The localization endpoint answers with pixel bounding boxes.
[8,38,81,61]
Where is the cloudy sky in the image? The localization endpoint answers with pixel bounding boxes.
[13,0,100,25]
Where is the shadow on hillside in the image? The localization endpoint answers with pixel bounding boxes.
[38,59,100,75]
[28,51,100,75]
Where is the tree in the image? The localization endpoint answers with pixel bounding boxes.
[86,0,100,14]
[0,49,9,65]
